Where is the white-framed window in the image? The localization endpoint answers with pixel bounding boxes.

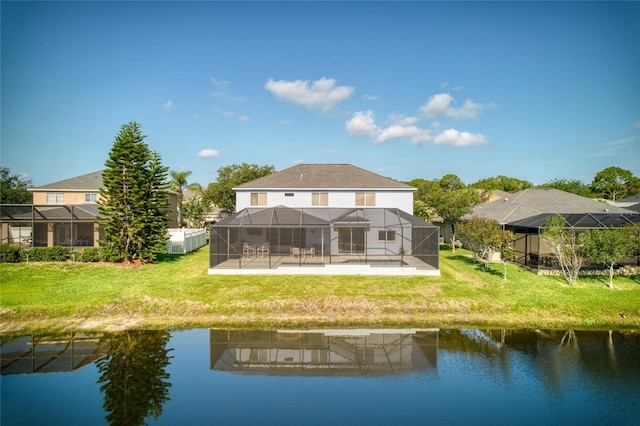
[355,192,376,206]
[250,192,267,206]
[311,192,328,206]
[85,193,98,203]
[46,193,65,204]
[378,230,395,241]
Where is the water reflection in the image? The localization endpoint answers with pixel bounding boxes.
[96,330,173,426]
[0,333,110,375]
[210,328,439,376]
[2,328,639,426]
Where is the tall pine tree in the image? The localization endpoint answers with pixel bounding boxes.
[98,122,169,263]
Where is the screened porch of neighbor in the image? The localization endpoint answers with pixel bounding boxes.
[0,204,101,248]
[505,212,640,272]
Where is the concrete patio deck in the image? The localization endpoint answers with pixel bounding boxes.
[208,254,440,276]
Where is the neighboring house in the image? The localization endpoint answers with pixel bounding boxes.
[0,170,178,248]
[470,187,638,271]
[210,164,440,276]
[606,194,640,213]
[30,170,105,205]
[476,188,511,204]
[471,187,632,225]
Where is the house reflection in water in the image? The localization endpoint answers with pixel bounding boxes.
[1,334,109,376]
[209,329,439,376]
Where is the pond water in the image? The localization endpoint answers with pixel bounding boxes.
[1,328,639,426]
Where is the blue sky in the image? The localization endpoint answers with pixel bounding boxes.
[2,1,639,188]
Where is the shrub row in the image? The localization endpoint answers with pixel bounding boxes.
[0,244,124,263]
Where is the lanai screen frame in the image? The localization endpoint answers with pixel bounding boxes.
[0,204,100,248]
[209,207,439,269]
[504,212,640,270]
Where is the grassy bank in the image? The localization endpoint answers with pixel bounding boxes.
[1,245,639,333]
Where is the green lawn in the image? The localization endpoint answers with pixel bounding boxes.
[1,245,639,333]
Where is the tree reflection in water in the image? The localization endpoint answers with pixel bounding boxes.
[96,330,173,426]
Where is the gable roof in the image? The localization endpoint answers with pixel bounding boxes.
[472,187,633,224]
[234,164,414,190]
[31,171,103,192]
[618,194,640,204]
[506,212,640,230]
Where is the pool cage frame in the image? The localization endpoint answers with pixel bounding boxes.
[209,207,439,270]
[504,212,640,271]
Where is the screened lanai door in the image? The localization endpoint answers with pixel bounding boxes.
[337,227,365,254]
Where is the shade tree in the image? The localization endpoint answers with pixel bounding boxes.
[203,163,275,213]
[580,225,637,289]
[542,215,583,285]
[0,166,32,204]
[590,166,639,202]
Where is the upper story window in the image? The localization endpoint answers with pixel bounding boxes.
[46,193,65,205]
[85,193,98,203]
[250,192,267,206]
[312,192,328,206]
[355,192,376,207]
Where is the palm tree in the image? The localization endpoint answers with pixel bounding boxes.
[169,170,193,227]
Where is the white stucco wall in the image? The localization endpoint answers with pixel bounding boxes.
[236,189,414,213]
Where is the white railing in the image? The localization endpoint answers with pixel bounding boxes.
[167,228,208,254]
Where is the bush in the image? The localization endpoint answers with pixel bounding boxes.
[76,247,101,262]
[23,246,71,262]
[98,246,124,263]
[1,245,127,263]
[0,244,22,263]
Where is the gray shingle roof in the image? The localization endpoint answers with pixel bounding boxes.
[472,187,633,224]
[31,171,103,191]
[234,164,413,190]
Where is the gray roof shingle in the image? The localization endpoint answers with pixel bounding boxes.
[472,187,633,224]
[234,164,413,190]
[32,171,103,191]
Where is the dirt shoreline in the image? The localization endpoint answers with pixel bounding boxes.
[2,312,637,334]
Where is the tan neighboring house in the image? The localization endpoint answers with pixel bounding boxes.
[1,170,178,248]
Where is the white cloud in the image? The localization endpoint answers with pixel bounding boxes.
[433,129,487,146]
[375,125,432,145]
[239,115,250,122]
[198,149,221,158]
[633,121,640,129]
[346,110,378,137]
[265,77,354,111]
[222,111,234,118]
[389,114,419,126]
[363,94,379,101]
[210,78,245,102]
[420,93,487,120]
[162,100,175,111]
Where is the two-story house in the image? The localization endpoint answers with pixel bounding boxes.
[1,170,178,248]
[209,164,440,275]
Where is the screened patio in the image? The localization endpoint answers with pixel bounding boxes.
[505,212,640,271]
[0,204,101,248]
[209,207,439,275]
